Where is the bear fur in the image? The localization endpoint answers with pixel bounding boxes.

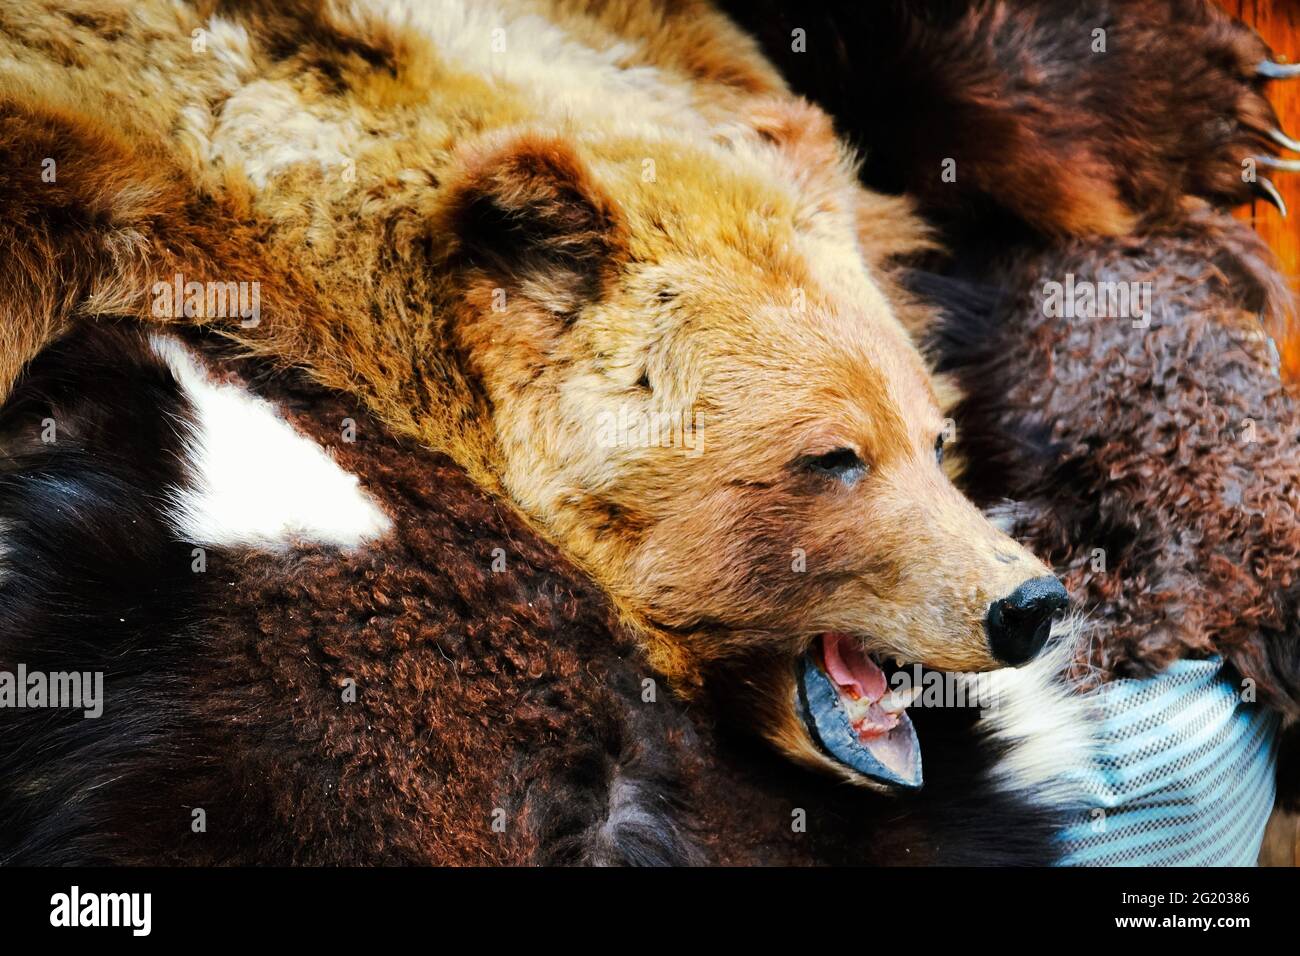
[726,0,1294,236]
[0,0,1062,789]
[932,207,1300,713]
[2,0,1298,863]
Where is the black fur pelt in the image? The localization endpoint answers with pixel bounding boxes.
[0,329,203,864]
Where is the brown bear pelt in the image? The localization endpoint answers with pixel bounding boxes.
[0,0,1068,787]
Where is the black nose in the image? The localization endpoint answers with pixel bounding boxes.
[985,576,1069,665]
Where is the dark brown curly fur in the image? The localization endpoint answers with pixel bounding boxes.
[191,374,703,865]
[929,204,1300,717]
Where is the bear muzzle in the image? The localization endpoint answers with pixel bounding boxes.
[984,575,1070,666]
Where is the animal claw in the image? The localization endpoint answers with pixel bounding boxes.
[1269,127,1300,153]
[1255,176,1288,217]
[1258,60,1300,79]
[1255,156,1300,172]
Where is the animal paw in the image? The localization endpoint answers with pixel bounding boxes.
[1128,1,1300,220]
[726,0,1300,235]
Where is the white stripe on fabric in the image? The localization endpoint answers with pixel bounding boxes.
[1056,658,1278,867]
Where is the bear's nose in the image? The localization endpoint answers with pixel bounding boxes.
[985,576,1069,665]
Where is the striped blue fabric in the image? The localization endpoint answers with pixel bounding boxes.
[1057,658,1279,867]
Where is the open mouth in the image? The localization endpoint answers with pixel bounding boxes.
[796,632,923,790]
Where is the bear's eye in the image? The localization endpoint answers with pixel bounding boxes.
[934,434,945,465]
[803,448,867,486]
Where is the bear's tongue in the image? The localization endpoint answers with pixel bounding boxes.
[822,631,888,704]
[795,632,923,789]
[821,632,900,739]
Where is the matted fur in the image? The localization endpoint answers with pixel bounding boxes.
[931,206,1300,717]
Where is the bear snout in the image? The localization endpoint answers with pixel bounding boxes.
[984,575,1069,665]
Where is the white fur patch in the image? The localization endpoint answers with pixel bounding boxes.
[966,615,1100,807]
[361,0,701,133]
[210,79,362,188]
[176,16,259,169]
[149,335,392,551]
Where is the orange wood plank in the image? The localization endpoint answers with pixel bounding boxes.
[1217,0,1300,379]
[1248,1,1300,269]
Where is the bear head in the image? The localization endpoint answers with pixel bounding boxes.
[434,101,1067,789]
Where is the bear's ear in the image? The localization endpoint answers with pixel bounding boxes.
[443,133,627,319]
